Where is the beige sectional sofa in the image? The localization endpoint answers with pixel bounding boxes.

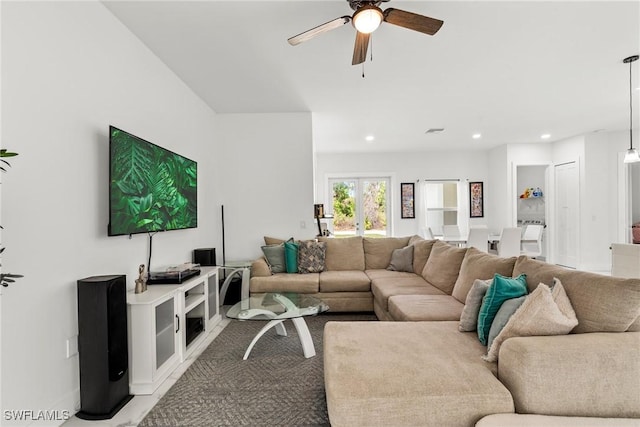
[249,235,640,426]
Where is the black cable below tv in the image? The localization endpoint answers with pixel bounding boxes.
[147,269,200,284]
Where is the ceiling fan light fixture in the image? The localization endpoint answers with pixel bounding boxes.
[624,148,640,163]
[353,5,383,34]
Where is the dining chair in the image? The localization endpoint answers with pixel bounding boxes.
[466,227,489,253]
[611,243,640,278]
[421,227,435,240]
[497,227,522,258]
[520,224,544,258]
[443,225,462,239]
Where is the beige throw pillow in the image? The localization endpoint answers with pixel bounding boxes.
[483,278,578,362]
[459,279,491,331]
[421,241,467,294]
[451,247,517,303]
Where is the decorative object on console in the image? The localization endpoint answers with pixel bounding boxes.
[400,182,415,219]
[623,55,639,163]
[134,264,147,294]
[469,181,484,218]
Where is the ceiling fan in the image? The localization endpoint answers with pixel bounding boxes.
[287,0,444,66]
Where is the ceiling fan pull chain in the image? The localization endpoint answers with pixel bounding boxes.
[370,34,373,62]
[362,62,365,78]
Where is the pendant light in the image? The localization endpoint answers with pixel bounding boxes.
[623,55,639,163]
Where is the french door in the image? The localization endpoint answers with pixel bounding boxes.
[329,177,390,237]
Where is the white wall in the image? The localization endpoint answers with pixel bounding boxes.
[216,113,315,262]
[1,1,219,422]
[316,150,490,237]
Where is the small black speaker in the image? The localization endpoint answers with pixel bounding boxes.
[77,275,133,420]
[193,248,216,266]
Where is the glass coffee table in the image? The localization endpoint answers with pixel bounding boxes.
[225,292,329,360]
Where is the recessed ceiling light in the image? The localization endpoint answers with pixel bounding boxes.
[472,133,482,139]
[365,135,375,142]
[541,134,551,140]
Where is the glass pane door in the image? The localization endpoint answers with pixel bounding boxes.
[330,178,389,237]
[331,180,358,237]
[361,179,388,237]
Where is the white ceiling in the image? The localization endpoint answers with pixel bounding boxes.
[103,1,640,153]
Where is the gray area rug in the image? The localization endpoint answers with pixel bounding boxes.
[139,313,376,427]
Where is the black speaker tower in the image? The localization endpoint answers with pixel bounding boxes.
[76,275,133,420]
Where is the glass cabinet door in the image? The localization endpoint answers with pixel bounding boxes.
[155,297,175,369]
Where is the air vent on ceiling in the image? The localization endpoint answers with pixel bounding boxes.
[425,128,445,134]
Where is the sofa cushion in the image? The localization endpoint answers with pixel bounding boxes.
[386,245,414,273]
[389,295,464,321]
[410,239,436,275]
[421,241,468,294]
[319,271,371,292]
[371,276,445,312]
[514,256,640,333]
[484,279,577,362]
[324,321,514,427]
[477,414,640,427]
[298,240,326,273]
[319,236,365,271]
[459,279,491,332]
[363,236,410,269]
[498,333,640,418]
[477,274,528,345]
[250,273,319,293]
[365,269,418,281]
[452,247,517,303]
[261,243,286,273]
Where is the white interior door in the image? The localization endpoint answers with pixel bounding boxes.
[554,162,579,268]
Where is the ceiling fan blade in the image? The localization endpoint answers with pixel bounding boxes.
[383,8,443,35]
[288,16,351,46]
[352,31,370,65]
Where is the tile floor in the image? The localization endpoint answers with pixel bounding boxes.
[62,318,230,427]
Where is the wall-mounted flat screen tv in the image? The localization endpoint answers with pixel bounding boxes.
[108,126,197,236]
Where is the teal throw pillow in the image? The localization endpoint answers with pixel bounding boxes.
[477,273,528,345]
[284,239,299,273]
[261,243,286,274]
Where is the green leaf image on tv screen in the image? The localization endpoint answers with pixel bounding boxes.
[109,127,197,236]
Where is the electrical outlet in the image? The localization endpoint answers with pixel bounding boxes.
[66,335,78,358]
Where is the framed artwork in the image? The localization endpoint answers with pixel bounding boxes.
[401,183,415,219]
[469,182,484,218]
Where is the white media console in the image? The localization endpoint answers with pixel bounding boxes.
[126,266,221,395]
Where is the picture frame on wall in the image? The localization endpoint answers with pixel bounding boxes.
[469,181,484,218]
[401,182,415,219]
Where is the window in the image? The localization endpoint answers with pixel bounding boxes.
[425,182,458,236]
